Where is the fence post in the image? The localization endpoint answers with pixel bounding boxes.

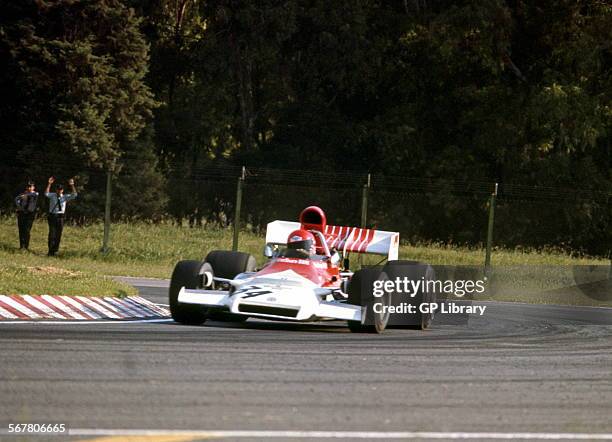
[484,182,498,275]
[232,166,245,252]
[101,170,112,253]
[361,173,370,228]
[359,174,371,267]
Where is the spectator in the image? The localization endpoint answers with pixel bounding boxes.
[45,177,77,256]
[14,181,39,250]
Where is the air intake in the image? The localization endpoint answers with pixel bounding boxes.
[238,303,299,318]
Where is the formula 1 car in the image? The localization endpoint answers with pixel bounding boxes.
[169,206,435,333]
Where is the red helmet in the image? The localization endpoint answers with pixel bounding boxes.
[287,229,316,256]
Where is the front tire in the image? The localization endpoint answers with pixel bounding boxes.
[204,250,256,279]
[347,267,390,333]
[204,250,256,322]
[169,260,209,325]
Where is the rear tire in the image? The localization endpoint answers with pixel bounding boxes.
[169,260,209,325]
[384,260,436,330]
[347,267,390,333]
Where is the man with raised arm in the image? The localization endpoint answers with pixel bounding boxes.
[45,176,78,256]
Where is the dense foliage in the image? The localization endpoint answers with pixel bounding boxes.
[0,0,609,254]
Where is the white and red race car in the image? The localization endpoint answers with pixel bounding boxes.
[169,206,435,333]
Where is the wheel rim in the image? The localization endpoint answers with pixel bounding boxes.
[374,291,391,332]
[421,290,434,329]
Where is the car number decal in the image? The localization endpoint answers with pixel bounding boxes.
[234,285,273,298]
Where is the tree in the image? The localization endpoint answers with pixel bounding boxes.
[0,0,157,173]
[0,0,160,221]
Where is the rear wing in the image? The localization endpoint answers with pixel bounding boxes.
[265,220,399,261]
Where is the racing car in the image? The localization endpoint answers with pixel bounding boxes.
[169,206,436,333]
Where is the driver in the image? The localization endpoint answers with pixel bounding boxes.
[286,229,316,258]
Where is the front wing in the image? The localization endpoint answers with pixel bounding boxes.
[178,288,361,322]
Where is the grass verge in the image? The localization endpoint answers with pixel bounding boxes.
[0,262,136,297]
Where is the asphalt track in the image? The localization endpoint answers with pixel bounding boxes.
[1,277,611,441]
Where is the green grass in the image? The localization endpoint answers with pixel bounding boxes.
[398,243,607,266]
[0,217,608,300]
[0,262,136,298]
[0,218,263,278]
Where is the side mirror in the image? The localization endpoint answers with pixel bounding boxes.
[263,244,275,258]
[330,251,340,266]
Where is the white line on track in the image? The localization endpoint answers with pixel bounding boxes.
[0,319,173,325]
[60,429,612,439]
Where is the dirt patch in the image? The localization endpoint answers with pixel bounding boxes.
[26,266,82,277]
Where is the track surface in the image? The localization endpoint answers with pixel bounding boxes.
[1,277,611,439]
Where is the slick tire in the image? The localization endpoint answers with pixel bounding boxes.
[204,250,256,322]
[347,267,391,334]
[383,260,436,330]
[169,260,209,325]
[204,250,257,279]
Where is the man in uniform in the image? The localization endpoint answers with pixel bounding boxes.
[45,176,78,256]
[14,181,39,250]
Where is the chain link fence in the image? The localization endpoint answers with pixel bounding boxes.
[233,168,609,260]
[4,160,610,260]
